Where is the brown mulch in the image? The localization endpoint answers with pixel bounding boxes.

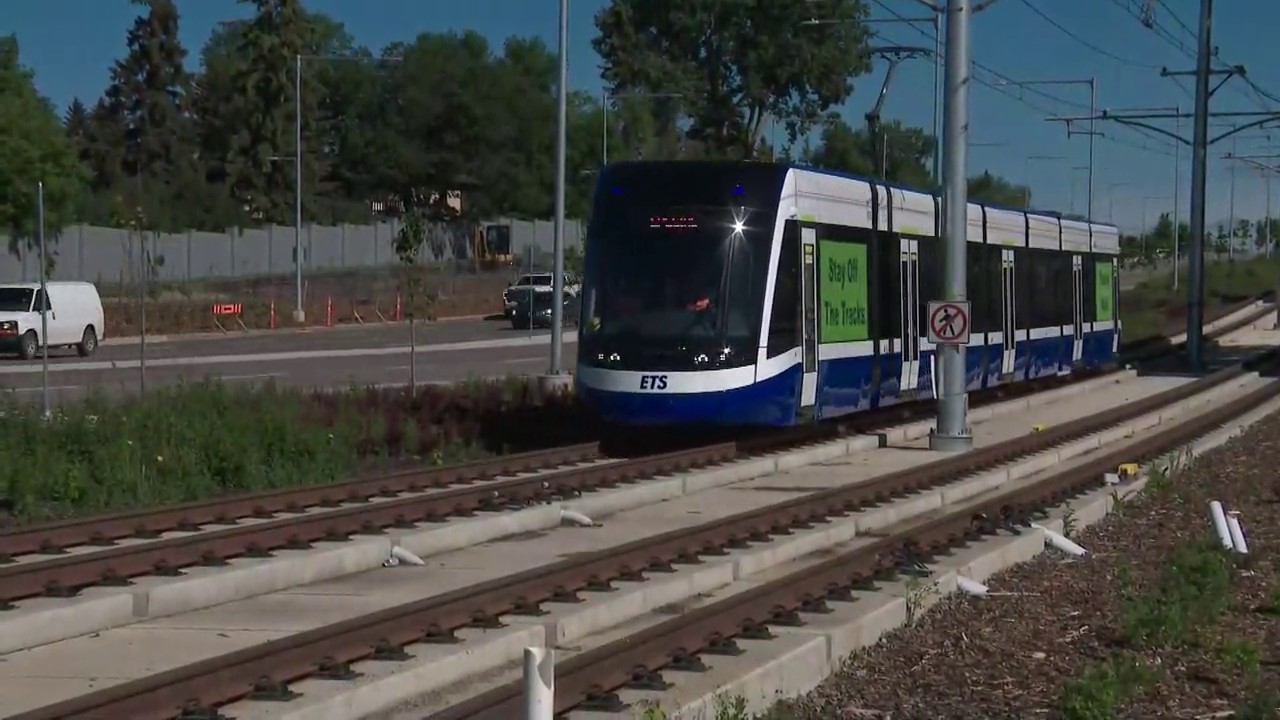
[766,411,1280,720]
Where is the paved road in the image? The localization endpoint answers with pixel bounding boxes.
[0,319,579,404]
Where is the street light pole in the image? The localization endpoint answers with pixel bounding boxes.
[932,15,942,183]
[547,0,568,380]
[294,52,305,323]
[929,0,972,452]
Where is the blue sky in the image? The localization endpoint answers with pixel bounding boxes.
[7,0,1280,234]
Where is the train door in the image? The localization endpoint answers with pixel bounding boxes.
[899,237,921,393]
[1000,248,1017,377]
[1071,254,1084,364]
[800,227,819,412]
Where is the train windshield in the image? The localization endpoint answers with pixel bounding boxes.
[580,204,773,370]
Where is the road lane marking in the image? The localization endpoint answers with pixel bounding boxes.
[0,333,578,376]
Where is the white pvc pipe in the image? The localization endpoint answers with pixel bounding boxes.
[560,508,596,527]
[1033,523,1087,557]
[1227,512,1250,555]
[391,545,426,566]
[1209,501,1233,550]
[524,646,554,720]
[957,575,989,596]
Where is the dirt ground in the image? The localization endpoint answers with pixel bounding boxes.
[102,266,516,336]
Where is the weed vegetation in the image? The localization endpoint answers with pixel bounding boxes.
[0,376,590,524]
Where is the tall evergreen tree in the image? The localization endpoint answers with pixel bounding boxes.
[229,0,320,224]
[101,0,201,231]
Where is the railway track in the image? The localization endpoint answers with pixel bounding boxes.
[443,355,1280,719]
[14,329,1275,720]
[0,301,1267,614]
[2,298,1265,566]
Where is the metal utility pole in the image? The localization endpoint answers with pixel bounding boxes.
[37,181,49,419]
[901,0,1002,451]
[932,0,970,451]
[1186,0,1214,372]
[293,53,305,324]
[1174,108,1181,287]
[1227,138,1237,258]
[932,15,942,183]
[1048,1,1278,372]
[547,0,568,381]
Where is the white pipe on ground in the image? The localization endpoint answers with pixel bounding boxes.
[957,575,989,596]
[523,646,554,720]
[390,545,425,566]
[1032,523,1087,557]
[1226,511,1250,555]
[561,509,596,527]
[1209,501,1233,550]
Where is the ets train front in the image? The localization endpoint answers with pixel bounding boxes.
[574,161,797,427]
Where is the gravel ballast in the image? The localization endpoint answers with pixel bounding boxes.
[764,411,1280,720]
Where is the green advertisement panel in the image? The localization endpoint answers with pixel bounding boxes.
[818,240,869,342]
[1095,261,1114,321]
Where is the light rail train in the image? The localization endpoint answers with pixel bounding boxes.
[574,161,1121,427]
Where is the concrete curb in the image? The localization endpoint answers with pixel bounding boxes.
[0,370,1129,656]
[627,382,1280,720]
[214,371,1254,720]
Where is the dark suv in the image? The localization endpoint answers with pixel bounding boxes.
[510,290,580,330]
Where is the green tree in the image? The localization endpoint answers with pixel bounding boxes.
[1233,218,1253,250]
[1213,224,1230,255]
[227,0,315,224]
[593,0,873,159]
[805,117,935,187]
[0,35,85,268]
[968,171,1031,208]
[1254,217,1278,252]
[101,0,205,232]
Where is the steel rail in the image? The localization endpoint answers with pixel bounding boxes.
[0,443,603,562]
[16,347,1275,720]
[0,442,741,607]
[1,298,1266,569]
[440,356,1280,719]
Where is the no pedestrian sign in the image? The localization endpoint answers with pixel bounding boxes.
[927,300,970,345]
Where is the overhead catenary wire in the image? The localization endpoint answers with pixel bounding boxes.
[867,0,1175,158]
[1015,0,1160,70]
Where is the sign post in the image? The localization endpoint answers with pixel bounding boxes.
[926,300,971,346]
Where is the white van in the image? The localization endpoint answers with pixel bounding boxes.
[0,282,105,360]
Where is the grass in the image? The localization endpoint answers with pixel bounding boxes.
[1055,537,1239,718]
[1120,255,1279,341]
[0,376,591,524]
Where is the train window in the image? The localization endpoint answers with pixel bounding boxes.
[1082,254,1097,324]
[915,235,942,337]
[767,221,801,357]
[964,244,993,334]
[876,233,900,342]
[1028,250,1054,328]
[1014,248,1031,331]
[1055,252,1074,327]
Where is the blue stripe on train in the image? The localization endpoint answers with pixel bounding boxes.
[577,329,1116,427]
